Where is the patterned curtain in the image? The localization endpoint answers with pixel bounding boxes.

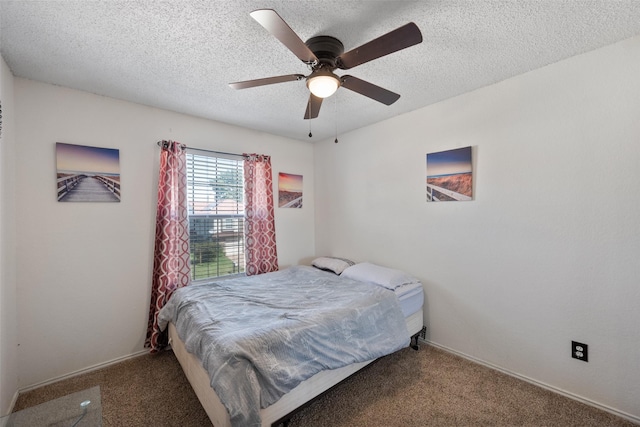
[243,153,279,275]
[145,141,191,352]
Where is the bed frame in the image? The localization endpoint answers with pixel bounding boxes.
[168,309,424,427]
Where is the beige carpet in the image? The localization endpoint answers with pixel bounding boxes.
[13,344,635,426]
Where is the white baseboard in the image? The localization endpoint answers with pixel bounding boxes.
[2,390,20,418]
[422,339,640,425]
[18,349,149,393]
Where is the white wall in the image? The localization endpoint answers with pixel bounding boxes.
[13,79,315,388]
[0,55,18,416]
[314,35,640,420]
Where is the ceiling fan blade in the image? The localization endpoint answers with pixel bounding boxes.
[250,9,319,64]
[337,22,422,70]
[304,94,323,119]
[229,74,305,90]
[340,75,400,105]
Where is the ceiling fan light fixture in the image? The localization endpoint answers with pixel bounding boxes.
[306,71,340,98]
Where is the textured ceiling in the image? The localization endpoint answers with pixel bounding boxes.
[2,1,640,142]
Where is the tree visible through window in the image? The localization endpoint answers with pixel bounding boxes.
[186,151,245,281]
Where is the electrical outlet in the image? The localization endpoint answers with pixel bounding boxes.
[572,341,588,362]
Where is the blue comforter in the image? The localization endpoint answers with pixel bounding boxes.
[158,265,409,427]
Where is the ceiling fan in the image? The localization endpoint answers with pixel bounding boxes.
[229,9,423,120]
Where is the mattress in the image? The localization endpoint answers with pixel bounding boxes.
[394,281,424,317]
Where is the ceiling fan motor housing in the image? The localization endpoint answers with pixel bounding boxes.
[305,36,344,68]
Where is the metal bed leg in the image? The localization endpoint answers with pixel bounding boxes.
[411,326,427,350]
[273,418,291,427]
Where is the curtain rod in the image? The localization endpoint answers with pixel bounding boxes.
[156,140,242,158]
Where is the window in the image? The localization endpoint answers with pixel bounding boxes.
[186,150,245,281]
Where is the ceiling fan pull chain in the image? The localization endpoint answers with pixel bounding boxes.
[308,100,312,138]
[334,94,339,144]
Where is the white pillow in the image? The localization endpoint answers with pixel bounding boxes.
[341,262,418,290]
[311,257,355,275]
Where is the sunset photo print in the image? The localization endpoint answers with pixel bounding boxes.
[278,172,303,208]
[56,142,121,202]
[426,146,473,202]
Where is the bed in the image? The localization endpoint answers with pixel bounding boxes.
[158,259,425,427]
